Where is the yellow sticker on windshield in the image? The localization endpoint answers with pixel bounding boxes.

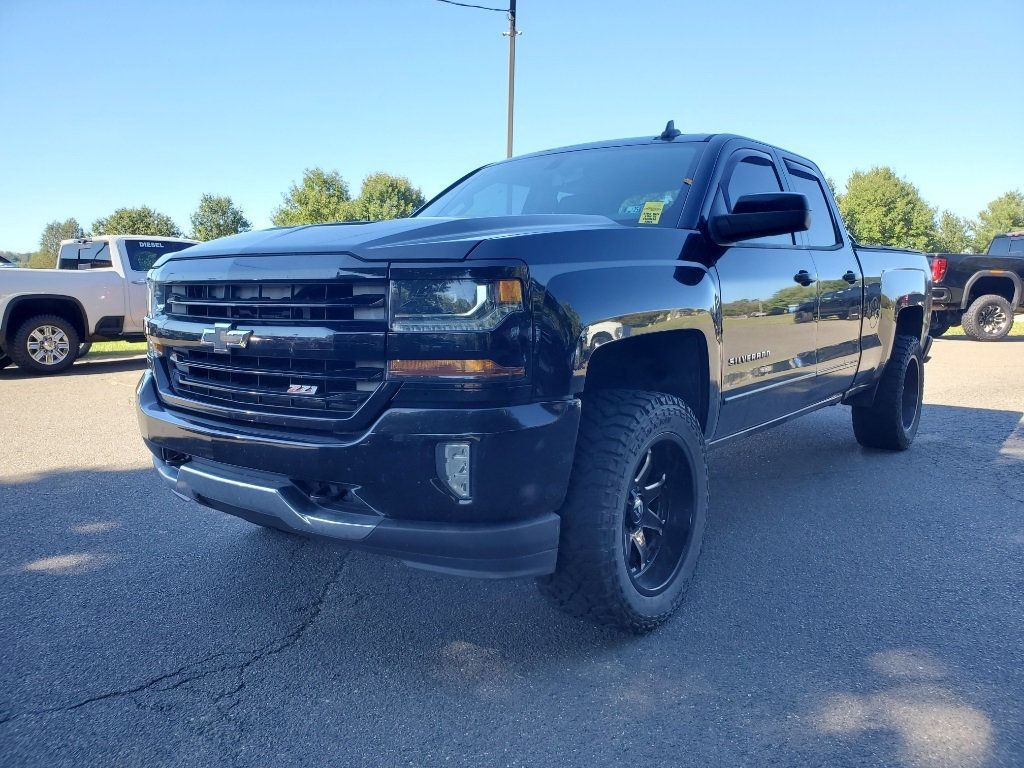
[638,201,665,224]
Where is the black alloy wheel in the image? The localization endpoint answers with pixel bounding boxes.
[622,437,696,596]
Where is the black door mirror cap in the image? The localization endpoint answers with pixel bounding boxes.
[710,192,811,245]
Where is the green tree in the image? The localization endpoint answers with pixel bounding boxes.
[836,167,937,250]
[972,190,1024,252]
[26,250,57,269]
[271,168,353,226]
[92,206,182,237]
[190,194,251,241]
[350,173,425,221]
[934,210,974,254]
[38,218,84,260]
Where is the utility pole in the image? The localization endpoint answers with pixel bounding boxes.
[435,0,519,157]
[504,0,518,158]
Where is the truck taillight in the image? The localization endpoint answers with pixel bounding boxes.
[931,257,948,283]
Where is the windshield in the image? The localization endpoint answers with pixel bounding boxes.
[123,239,194,271]
[418,143,704,227]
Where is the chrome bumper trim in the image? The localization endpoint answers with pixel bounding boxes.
[155,456,379,541]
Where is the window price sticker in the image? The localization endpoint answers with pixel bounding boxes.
[638,201,664,224]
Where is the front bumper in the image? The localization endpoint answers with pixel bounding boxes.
[137,370,579,577]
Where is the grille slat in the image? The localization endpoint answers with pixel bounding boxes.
[170,353,383,383]
[159,278,387,423]
[164,280,387,327]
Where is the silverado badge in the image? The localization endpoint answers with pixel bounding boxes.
[728,350,771,366]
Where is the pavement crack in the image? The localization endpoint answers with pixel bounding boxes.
[0,557,348,727]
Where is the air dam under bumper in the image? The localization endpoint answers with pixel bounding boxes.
[137,371,579,578]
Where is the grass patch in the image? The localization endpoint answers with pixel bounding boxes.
[86,340,148,358]
[943,318,1023,338]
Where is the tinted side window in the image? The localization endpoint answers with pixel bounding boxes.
[724,155,792,245]
[123,239,194,271]
[988,237,1009,255]
[1008,238,1024,255]
[785,162,838,247]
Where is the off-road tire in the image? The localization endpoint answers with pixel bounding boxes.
[852,334,923,451]
[9,314,81,375]
[929,312,951,337]
[537,390,708,633]
[961,294,1014,341]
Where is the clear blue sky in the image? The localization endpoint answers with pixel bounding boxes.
[1,0,1021,252]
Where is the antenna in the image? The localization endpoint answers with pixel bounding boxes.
[659,120,681,140]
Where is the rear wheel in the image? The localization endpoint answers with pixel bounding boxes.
[538,390,708,633]
[929,312,951,337]
[961,294,1013,341]
[8,314,80,375]
[852,334,923,451]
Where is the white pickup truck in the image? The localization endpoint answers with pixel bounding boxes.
[0,235,196,374]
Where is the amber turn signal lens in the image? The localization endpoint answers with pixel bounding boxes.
[388,359,525,379]
[497,279,523,305]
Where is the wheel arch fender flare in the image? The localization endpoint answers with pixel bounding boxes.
[1,294,90,346]
[875,268,930,365]
[960,270,1022,309]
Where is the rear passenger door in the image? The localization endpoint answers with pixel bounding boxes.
[712,149,819,438]
[781,158,862,397]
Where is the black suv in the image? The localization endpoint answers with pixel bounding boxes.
[930,232,1023,340]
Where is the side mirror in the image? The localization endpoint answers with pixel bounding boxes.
[710,192,810,244]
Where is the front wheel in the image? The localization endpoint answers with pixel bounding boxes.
[538,390,708,633]
[852,334,923,450]
[961,294,1014,341]
[8,314,81,375]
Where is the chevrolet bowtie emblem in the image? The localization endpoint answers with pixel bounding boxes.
[200,323,253,354]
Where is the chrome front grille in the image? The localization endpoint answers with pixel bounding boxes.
[150,275,390,429]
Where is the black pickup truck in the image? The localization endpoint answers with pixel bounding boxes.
[929,232,1024,340]
[137,126,932,631]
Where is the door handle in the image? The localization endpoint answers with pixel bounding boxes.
[793,270,814,287]
[842,270,858,284]
[130,279,147,285]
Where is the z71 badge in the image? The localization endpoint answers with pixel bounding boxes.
[287,384,318,395]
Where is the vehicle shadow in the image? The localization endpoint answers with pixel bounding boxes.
[0,356,147,379]
[1,400,1021,765]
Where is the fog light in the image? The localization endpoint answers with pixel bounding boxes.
[439,442,471,500]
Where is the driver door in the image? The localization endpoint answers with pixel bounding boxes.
[712,149,819,438]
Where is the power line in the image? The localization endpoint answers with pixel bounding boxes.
[433,0,508,12]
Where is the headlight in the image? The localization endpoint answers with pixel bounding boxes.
[147,281,165,317]
[390,278,523,332]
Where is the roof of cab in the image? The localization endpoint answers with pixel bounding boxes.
[506,131,816,170]
[511,132,715,162]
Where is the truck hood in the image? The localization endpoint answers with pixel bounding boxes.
[157,215,621,265]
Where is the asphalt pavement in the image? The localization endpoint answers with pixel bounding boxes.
[1,337,1022,768]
